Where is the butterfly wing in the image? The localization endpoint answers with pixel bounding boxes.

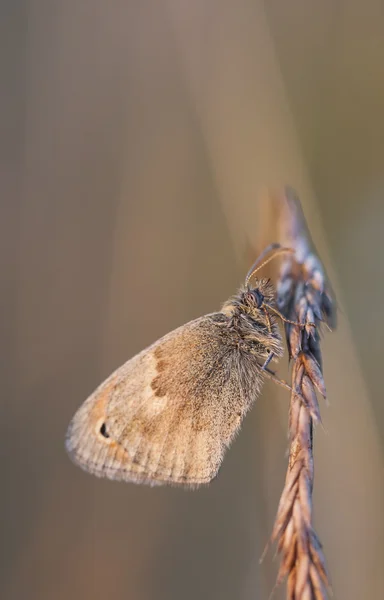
[66,314,265,487]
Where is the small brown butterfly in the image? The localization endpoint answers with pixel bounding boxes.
[66,244,300,487]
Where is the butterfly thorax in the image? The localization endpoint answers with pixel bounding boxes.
[221,278,283,362]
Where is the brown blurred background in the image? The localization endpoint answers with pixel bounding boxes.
[2,1,384,599]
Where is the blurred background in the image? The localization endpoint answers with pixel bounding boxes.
[2,1,384,599]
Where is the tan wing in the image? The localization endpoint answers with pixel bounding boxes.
[66,314,265,487]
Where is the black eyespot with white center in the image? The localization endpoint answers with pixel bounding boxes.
[99,423,110,439]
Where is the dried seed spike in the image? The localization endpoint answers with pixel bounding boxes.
[270,189,335,599]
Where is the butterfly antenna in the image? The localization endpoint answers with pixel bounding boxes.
[245,243,294,287]
[264,303,316,329]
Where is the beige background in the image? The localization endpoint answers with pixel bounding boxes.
[2,1,383,599]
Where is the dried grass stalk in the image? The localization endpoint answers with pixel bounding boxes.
[271,188,336,599]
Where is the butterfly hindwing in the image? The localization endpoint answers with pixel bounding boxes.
[66,314,265,487]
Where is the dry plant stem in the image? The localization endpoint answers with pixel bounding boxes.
[271,189,336,600]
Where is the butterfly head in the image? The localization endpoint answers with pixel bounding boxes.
[242,276,276,310]
[221,278,283,359]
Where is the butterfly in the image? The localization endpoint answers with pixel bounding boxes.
[66,244,300,488]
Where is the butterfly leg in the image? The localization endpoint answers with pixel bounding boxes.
[260,366,292,393]
[261,352,274,371]
[258,363,307,405]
